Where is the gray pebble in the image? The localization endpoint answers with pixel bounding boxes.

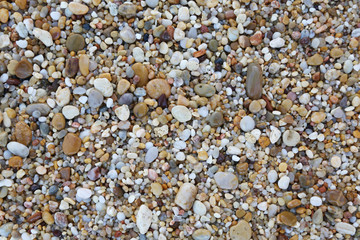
[88,88,104,108]
[118,93,134,105]
[145,147,158,163]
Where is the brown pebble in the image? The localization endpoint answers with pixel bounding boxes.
[327,190,347,207]
[277,211,297,227]
[8,156,23,167]
[0,8,9,23]
[42,211,55,225]
[131,63,149,87]
[146,79,171,99]
[65,57,79,77]
[51,113,66,130]
[62,133,81,155]
[15,59,33,79]
[59,167,71,181]
[14,121,32,146]
[133,102,149,118]
[28,212,42,223]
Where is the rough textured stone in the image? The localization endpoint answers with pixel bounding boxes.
[230,220,252,240]
[14,121,32,145]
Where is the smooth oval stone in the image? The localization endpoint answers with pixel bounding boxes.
[277,211,297,227]
[14,121,32,145]
[26,103,51,116]
[7,141,29,158]
[118,93,134,105]
[194,84,216,97]
[65,57,79,77]
[171,105,192,122]
[94,78,113,97]
[62,105,79,119]
[145,147,158,163]
[15,59,33,79]
[175,183,197,210]
[335,222,356,235]
[132,63,148,87]
[209,112,224,127]
[133,102,148,118]
[62,133,81,155]
[87,88,104,108]
[66,34,85,52]
[120,26,136,43]
[54,212,68,228]
[68,2,89,15]
[209,39,218,52]
[136,205,152,234]
[51,113,66,130]
[117,79,130,95]
[192,229,211,240]
[214,172,238,190]
[246,63,263,100]
[0,222,13,237]
[79,54,89,76]
[146,79,171,99]
[230,220,252,240]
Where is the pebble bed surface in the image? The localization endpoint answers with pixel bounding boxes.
[0,0,360,239]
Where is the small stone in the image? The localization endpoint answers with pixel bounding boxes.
[230,220,252,240]
[132,63,149,87]
[87,88,104,108]
[343,59,353,74]
[214,172,238,190]
[240,116,255,132]
[94,78,113,97]
[335,222,356,236]
[118,3,137,18]
[171,105,192,122]
[33,28,53,47]
[310,196,322,206]
[312,209,323,225]
[62,105,79,119]
[194,84,215,97]
[178,7,189,21]
[330,48,343,58]
[7,142,29,158]
[299,174,314,188]
[246,63,263,99]
[14,121,32,146]
[26,103,51,116]
[76,188,93,201]
[145,147,158,163]
[133,47,145,62]
[0,35,10,49]
[278,175,290,190]
[120,26,136,43]
[227,27,239,42]
[193,200,207,216]
[54,212,68,228]
[326,190,347,207]
[311,112,326,123]
[133,102,148,118]
[59,167,71,180]
[0,131,7,147]
[15,59,33,79]
[151,182,162,196]
[0,8,9,23]
[192,229,211,240]
[65,57,79,77]
[282,130,300,146]
[209,112,224,127]
[51,113,66,130]
[330,155,341,168]
[277,211,297,227]
[287,199,301,209]
[175,183,197,210]
[249,31,262,46]
[117,79,130,95]
[79,54,89,76]
[208,39,218,52]
[42,211,54,225]
[145,0,158,8]
[66,34,85,52]
[115,105,130,121]
[9,156,23,167]
[136,205,152,234]
[249,100,261,113]
[268,170,278,183]
[56,87,71,106]
[62,133,81,155]
[68,2,89,15]
[87,167,101,181]
[0,223,13,237]
[307,53,323,66]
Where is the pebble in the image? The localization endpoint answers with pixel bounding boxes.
[56,87,71,106]
[307,53,323,65]
[7,142,29,158]
[194,84,215,97]
[310,196,322,206]
[171,105,192,122]
[15,58,33,79]
[33,28,53,47]
[214,172,238,190]
[65,57,79,77]
[270,38,285,48]
[227,27,239,42]
[136,205,152,234]
[54,212,68,228]
[115,105,130,121]
[230,220,252,240]
[282,130,300,146]
[208,39,218,51]
[118,3,137,18]
[0,223,13,237]
[335,222,356,235]
[0,35,10,49]
[0,8,9,23]
[87,88,104,108]
[330,155,341,168]
[240,116,255,132]
[133,47,145,62]
[131,63,149,87]
[246,63,263,99]
[26,103,50,116]
[277,211,297,227]
[120,26,136,43]
[249,100,261,113]
[145,0,158,8]
[268,170,278,183]
[62,133,81,155]
[178,7,190,21]
[66,34,85,52]
[51,113,66,130]
[79,54,89,76]
[68,2,89,15]
[192,229,211,240]
[326,190,347,207]
[14,121,32,146]
[145,147,158,163]
[76,188,93,201]
[209,112,224,127]
[117,79,130,95]
[278,175,290,189]
[62,105,79,119]
[94,78,113,97]
[9,156,23,167]
[330,48,343,58]
[312,209,323,225]
[193,200,207,216]
[343,59,353,73]
[311,112,326,123]
[133,102,148,118]
[175,183,197,210]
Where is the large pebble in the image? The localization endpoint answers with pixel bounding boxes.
[282,130,300,146]
[66,34,85,52]
[133,102,148,118]
[87,88,103,108]
[94,78,113,97]
[132,63,148,86]
[146,79,171,99]
[175,183,197,210]
[277,211,297,227]
[214,172,238,190]
[68,2,89,15]
[65,57,79,77]
[0,223,13,237]
[307,53,323,66]
[115,105,130,121]
[278,176,290,190]
[79,54,89,76]
[193,200,207,216]
[56,87,71,106]
[62,133,81,155]
[51,113,66,130]
[120,26,136,43]
[54,212,68,228]
[117,79,130,95]
[192,229,211,240]
[246,63,263,99]
[62,105,79,119]
[194,84,215,97]
[7,142,29,158]
[240,116,255,132]
[14,121,32,146]
[209,112,224,127]
[76,188,93,202]
[136,205,152,234]
[270,38,285,48]
[118,3,137,18]
[178,7,190,21]
[0,35,10,49]
[33,28,53,47]
[145,147,158,163]
[230,220,252,240]
[326,190,347,207]
[171,105,192,122]
[15,59,33,79]
[26,103,50,116]
[335,222,356,235]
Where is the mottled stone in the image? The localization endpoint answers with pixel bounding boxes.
[230,220,252,240]
[14,121,32,145]
[327,190,347,207]
[15,59,33,79]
